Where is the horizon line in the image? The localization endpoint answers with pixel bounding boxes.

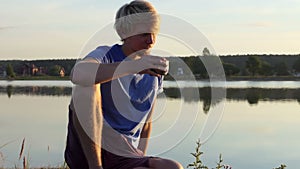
[1,53,300,61]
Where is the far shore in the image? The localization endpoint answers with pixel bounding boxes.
[165,75,300,81]
[0,75,300,81]
[0,76,70,81]
[225,76,300,81]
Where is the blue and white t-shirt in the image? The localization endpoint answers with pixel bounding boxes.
[85,44,163,146]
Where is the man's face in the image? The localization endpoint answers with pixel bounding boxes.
[125,33,156,55]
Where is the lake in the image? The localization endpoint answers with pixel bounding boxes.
[0,80,299,168]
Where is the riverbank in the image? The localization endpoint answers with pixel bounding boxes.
[165,75,300,81]
[0,75,299,81]
[225,76,300,81]
[0,76,70,81]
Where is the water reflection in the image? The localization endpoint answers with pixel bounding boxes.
[0,85,72,97]
[246,89,260,104]
[6,85,13,98]
[1,84,299,168]
[1,85,299,105]
[162,87,300,103]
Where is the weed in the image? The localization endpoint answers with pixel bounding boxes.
[18,138,25,161]
[187,139,208,169]
[274,164,287,169]
[188,139,286,169]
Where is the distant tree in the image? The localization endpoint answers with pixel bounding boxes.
[259,61,273,76]
[246,56,262,76]
[274,62,289,76]
[48,65,62,76]
[182,57,196,74]
[222,62,240,76]
[292,58,300,72]
[202,47,211,56]
[240,68,250,76]
[6,63,16,78]
[183,56,207,78]
[201,55,224,79]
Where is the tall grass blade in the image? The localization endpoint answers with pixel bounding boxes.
[18,138,25,160]
[23,156,26,169]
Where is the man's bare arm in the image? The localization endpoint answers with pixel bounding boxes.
[71,56,168,86]
[138,99,156,154]
[71,84,103,169]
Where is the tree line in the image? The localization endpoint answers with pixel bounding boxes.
[1,54,300,79]
[168,54,300,79]
[0,59,76,78]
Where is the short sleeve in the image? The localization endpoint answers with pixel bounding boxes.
[84,46,111,63]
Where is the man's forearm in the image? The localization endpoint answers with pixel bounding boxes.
[71,59,143,86]
[72,84,103,168]
[138,122,152,154]
[73,112,102,168]
[71,55,168,86]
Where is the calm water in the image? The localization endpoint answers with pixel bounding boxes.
[0,80,300,168]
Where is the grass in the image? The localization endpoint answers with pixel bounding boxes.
[187,140,230,169]
[0,138,69,169]
[0,139,288,169]
[187,139,287,169]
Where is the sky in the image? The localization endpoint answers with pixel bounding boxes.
[1,0,300,60]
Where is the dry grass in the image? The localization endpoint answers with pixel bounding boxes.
[17,137,28,169]
[0,151,4,168]
[19,138,25,161]
[1,138,286,169]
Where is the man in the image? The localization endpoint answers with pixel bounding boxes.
[65,1,183,169]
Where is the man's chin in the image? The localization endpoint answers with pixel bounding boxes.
[137,49,151,56]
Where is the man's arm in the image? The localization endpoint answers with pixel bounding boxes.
[138,99,156,154]
[71,56,168,86]
[72,84,103,169]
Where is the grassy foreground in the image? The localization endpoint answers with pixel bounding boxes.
[0,139,287,169]
[187,140,287,169]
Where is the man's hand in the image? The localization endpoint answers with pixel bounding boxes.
[136,55,169,76]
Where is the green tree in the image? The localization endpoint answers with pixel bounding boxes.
[259,61,273,76]
[246,56,262,76]
[183,56,207,78]
[48,65,62,76]
[274,62,289,76]
[292,58,300,72]
[6,63,16,78]
[223,62,240,76]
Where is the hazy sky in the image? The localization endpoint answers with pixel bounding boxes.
[1,0,300,60]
